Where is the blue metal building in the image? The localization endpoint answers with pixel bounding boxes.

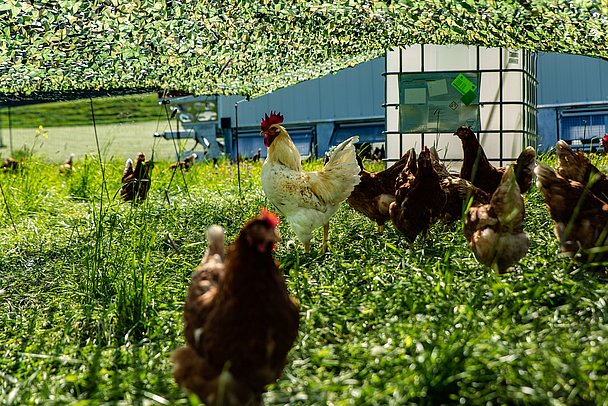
[218,58,385,159]
[218,52,608,158]
[536,52,608,151]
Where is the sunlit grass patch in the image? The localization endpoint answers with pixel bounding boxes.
[0,154,607,405]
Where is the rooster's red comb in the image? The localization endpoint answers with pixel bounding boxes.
[603,134,608,143]
[260,111,284,132]
[259,208,280,228]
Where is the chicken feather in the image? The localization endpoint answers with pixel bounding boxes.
[555,140,608,201]
[389,147,446,243]
[346,150,412,231]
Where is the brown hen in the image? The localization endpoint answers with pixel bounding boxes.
[346,149,412,231]
[389,147,446,243]
[535,163,608,262]
[464,165,529,272]
[440,176,491,223]
[428,146,490,222]
[172,211,300,405]
[555,140,608,201]
[59,154,75,174]
[0,157,22,172]
[454,126,536,194]
[169,153,198,173]
[120,152,154,202]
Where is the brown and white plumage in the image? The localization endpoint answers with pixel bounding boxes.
[0,157,21,172]
[172,211,300,405]
[260,112,360,252]
[464,165,529,272]
[440,176,491,222]
[428,146,490,222]
[59,154,75,174]
[169,153,198,172]
[555,140,608,200]
[182,225,225,355]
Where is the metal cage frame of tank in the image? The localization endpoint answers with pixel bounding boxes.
[384,45,537,168]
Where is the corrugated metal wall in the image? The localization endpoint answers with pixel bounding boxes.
[537,52,608,105]
[218,58,385,128]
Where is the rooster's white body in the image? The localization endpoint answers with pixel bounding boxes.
[261,117,360,252]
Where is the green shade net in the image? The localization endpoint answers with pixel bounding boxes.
[0,0,606,101]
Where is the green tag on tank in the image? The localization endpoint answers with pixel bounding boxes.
[451,73,477,95]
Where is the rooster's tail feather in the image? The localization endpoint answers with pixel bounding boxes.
[314,136,361,205]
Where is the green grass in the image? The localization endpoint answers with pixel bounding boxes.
[1,153,608,405]
[1,94,161,128]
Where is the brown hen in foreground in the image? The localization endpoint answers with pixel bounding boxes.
[172,211,300,405]
[464,165,529,272]
[120,152,153,202]
[454,126,536,194]
[535,163,608,263]
[346,150,412,231]
[390,147,446,243]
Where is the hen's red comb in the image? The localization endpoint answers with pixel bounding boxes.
[603,134,608,143]
[260,208,280,228]
[260,111,284,132]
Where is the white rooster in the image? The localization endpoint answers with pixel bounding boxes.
[260,112,360,252]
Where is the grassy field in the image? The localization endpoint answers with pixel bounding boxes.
[0,120,193,163]
[1,94,160,128]
[1,152,607,405]
[0,93,189,162]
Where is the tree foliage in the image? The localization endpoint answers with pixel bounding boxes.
[0,0,606,100]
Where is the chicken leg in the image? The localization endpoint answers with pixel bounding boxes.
[321,223,330,253]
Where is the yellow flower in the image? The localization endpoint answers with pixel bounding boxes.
[35,125,49,139]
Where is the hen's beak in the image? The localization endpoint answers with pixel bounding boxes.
[254,227,281,253]
[268,227,281,244]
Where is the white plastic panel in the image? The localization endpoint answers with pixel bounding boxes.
[431,134,462,161]
[480,104,502,131]
[478,47,500,70]
[503,133,525,160]
[386,74,400,104]
[503,49,523,69]
[479,132,501,158]
[502,72,523,102]
[424,44,478,71]
[386,133,402,161]
[401,45,422,72]
[479,72,500,104]
[502,104,524,130]
[386,48,401,72]
[386,106,400,131]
